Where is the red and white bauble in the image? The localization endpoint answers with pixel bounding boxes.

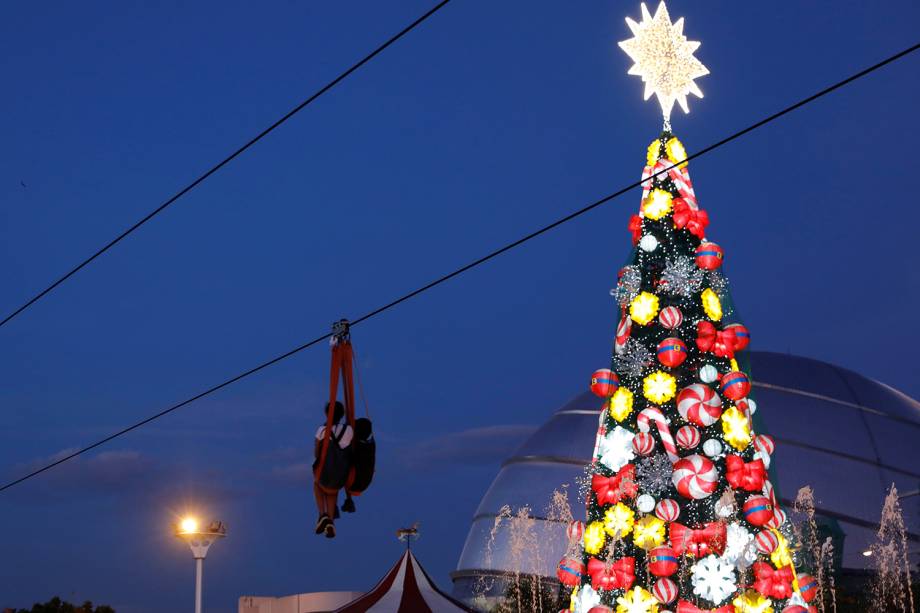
[658,306,683,329]
[652,577,678,604]
[657,337,688,368]
[743,495,774,526]
[672,454,719,499]
[676,425,701,449]
[648,546,679,576]
[724,323,750,350]
[655,498,680,522]
[720,370,751,400]
[769,507,788,529]
[677,384,723,427]
[632,432,656,456]
[566,520,585,543]
[754,434,775,457]
[754,529,779,554]
[695,241,724,270]
[590,369,619,397]
[615,316,632,355]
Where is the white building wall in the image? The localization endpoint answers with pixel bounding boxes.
[239,592,362,613]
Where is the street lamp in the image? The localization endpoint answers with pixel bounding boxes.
[175,516,227,613]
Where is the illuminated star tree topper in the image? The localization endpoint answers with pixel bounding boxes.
[618,1,709,128]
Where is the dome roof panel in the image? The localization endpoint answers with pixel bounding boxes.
[475,462,582,519]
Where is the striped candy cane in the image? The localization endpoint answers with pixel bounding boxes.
[640,160,698,211]
[637,407,679,463]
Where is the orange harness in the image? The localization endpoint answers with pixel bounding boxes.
[314,323,357,494]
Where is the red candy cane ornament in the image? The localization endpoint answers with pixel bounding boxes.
[637,407,678,463]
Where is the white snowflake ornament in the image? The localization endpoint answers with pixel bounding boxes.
[598,426,636,472]
[572,584,602,613]
[721,522,758,569]
[690,554,737,604]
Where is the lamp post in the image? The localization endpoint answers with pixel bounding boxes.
[175,516,226,613]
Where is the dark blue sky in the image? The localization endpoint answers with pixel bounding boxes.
[1,2,919,612]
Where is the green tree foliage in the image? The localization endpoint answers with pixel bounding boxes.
[9,596,115,613]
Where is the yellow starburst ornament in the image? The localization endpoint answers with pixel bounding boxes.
[618,1,709,126]
[732,590,773,613]
[643,371,676,403]
[610,387,635,422]
[721,406,752,451]
[632,515,666,550]
[604,502,636,538]
[630,291,660,325]
[647,139,663,166]
[616,586,659,613]
[642,188,673,220]
[584,521,608,555]
[770,532,794,568]
[701,288,723,321]
[665,137,688,168]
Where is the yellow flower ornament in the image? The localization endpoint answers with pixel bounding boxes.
[610,387,635,422]
[665,136,688,168]
[701,288,723,321]
[616,586,659,613]
[604,502,636,538]
[642,188,673,220]
[584,521,607,555]
[632,515,666,550]
[721,406,752,451]
[630,291,660,325]
[733,589,773,613]
[643,371,676,403]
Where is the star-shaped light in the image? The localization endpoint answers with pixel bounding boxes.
[618,1,709,124]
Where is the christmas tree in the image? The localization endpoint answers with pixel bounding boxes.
[564,4,818,613]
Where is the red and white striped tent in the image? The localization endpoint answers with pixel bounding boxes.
[333,549,474,613]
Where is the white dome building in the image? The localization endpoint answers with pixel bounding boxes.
[451,351,920,602]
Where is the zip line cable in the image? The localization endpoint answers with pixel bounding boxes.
[2,41,918,495]
[0,0,453,331]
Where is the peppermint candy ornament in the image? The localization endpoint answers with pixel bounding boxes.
[652,578,678,604]
[677,384,723,426]
[672,454,719,499]
[615,316,632,356]
[632,432,656,456]
[655,498,680,522]
[676,425,701,449]
[658,306,683,329]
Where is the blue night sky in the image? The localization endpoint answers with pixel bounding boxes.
[1,2,919,612]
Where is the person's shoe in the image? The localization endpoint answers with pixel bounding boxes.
[342,497,356,513]
[315,514,330,535]
[324,521,336,539]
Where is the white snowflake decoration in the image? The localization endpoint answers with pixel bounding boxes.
[598,426,636,472]
[721,522,758,570]
[691,554,737,604]
[572,584,602,613]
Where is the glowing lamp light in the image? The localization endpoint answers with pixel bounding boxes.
[721,406,752,451]
[610,387,635,422]
[701,288,723,321]
[642,188,673,220]
[862,549,874,557]
[180,517,199,534]
[615,586,659,613]
[584,521,608,555]
[630,291,660,326]
[643,371,677,403]
[604,502,636,538]
[632,515,666,550]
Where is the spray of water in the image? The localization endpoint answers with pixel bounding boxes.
[869,484,915,613]
[793,486,837,612]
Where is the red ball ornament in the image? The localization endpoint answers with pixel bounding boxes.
[782,607,808,613]
[720,370,751,400]
[754,529,779,554]
[695,241,724,270]
[556,556,585,587]
[590,369,619,397]
[724,323,750,350]
[632,432,656,456]
[676,425,701,449]
[657,337,688,368]
[658,306,683,329]
[652,577,678,604]
[798,573,818,602]
[566,520,585,543]
[655,499,680,522]
[588,608,612,613]
[743,495,775,526]
[648,546,679,576]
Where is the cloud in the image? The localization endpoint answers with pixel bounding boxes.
[400,424,537,469]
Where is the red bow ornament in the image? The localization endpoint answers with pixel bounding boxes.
[676,601,734,613]
[696,321,738,359]
[725,455,766,491]
[592,464,638,505]
[586,556,636,591]
[672,198,709,239]
[752,561,794,599]
[628,214,643,245]
[669,522,727,558]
